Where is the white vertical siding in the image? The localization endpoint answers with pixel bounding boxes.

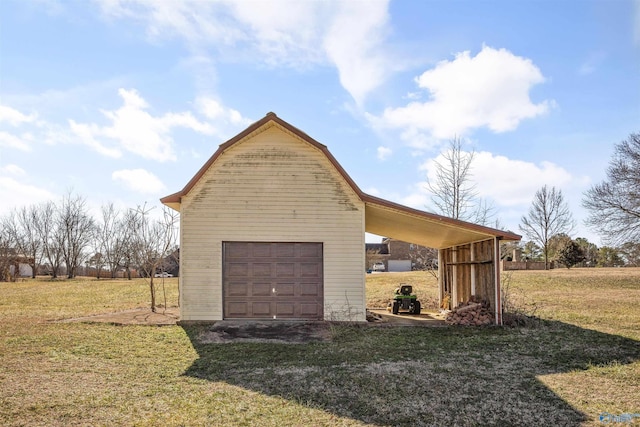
[179,124,366,321]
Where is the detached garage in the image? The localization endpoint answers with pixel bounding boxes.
[161,112,520,323]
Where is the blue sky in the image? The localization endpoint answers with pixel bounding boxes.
[1,0,638,245]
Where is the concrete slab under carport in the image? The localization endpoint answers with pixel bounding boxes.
[368,309,447,326]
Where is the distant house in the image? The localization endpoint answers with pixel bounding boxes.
[161,113,520,324]
[0,249,33,280]
[366,238,436,272]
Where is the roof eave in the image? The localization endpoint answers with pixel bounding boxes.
[362,192,521,243]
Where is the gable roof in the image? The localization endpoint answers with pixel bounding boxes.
[161,112,521,249]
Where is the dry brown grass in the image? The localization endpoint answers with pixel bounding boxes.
[365,271,439,309]
[507,268,640,340]
[0,270,638,426]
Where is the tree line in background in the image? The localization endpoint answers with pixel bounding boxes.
[0,193,178,311]
[2,131,638,288]
[503,236,640,268]
[428,132,640,269]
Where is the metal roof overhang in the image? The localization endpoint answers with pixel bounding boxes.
[364,196,521,249]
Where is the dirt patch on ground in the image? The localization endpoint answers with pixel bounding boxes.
[56,307,179,326]
[55,307,445,340]
[194,321,332,344]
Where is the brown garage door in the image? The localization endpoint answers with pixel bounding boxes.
[223,242,323,320]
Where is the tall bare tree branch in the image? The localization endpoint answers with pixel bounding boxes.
[427,137,495,225]
[583,132,640,245]
[519,185,575,269]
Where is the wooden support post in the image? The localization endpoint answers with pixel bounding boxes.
[470,243,476,297]
[494,237,502,325]
[438,249,444,306]
[452,246,458,308]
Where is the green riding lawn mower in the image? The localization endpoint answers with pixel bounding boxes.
[387,284,421,315]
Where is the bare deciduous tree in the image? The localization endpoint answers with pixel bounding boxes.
[96,203,127,279]
[120,208,139,280]
[0,222,17,281]
[58,192,95,279]
[619,242,640,266]
[35,201,63,278]
[519,185,575,270]
[130,204,179,312]
[583,132,640,245]
[3,206,42,278]
[427,137,495,224]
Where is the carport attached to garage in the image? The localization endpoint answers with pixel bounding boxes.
[222,242,324,320]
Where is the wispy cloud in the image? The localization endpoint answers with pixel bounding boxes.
[1,87,250,162]
[0,104,37,126]
[112,168,166,194]
[195,97,251,127]
[0,175,56,215]
[0,164,26,176]
[372,45,553,142]
[419,150,580,208]
[69,88,224,162]
[0,131,32,151]
[377,146,392,161]
[95,0,395,105]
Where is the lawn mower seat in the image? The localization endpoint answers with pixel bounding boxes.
[400,285,412,295]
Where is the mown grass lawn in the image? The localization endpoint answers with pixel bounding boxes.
[1,270,639,426]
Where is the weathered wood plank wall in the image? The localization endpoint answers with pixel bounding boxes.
[439,239,497,317]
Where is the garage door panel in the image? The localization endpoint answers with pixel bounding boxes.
[251,302,272,316]
[276,283,295,296]
[276,263,295,277]
[300,263,321,277]
[226,282,249,297]
[227,263,249,277]
[276,302,295,316]
[223,242,323,319]
[227,244,250,258]
[299,283,321,297]
[252,283,272,297]
[227,302,249,317]
[252,243,272,257]
[299,243,321,257]
[300,303,321,317]
[276,244,295,257]
[252,263,272,277]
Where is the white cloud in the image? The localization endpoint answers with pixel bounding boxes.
[399,182,431,210]
[471,151,582,206]
[95,0,394,104]
[0,104,37,126]
[375,45,552,140]
[195,97,252,127]
[377,146,392,161]
[0,131,32,151]
[112,168,166,194]
[0,164,26,176]
[364,186,381,197]
[0,176,56,215]
[322,0,392,104]
[419,150,578,208]
[70,88,219,162]
[68,120,122,158]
